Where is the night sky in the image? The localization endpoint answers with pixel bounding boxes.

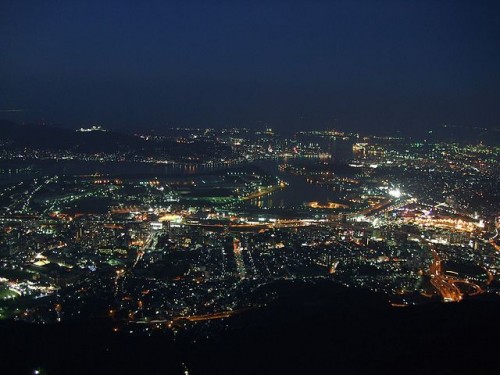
[1,0,499,133]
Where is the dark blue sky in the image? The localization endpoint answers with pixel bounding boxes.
[1,0,499,133]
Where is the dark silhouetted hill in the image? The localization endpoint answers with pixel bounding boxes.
[0,120,144,153]
[1,281,499,374]
[0,120,232,159]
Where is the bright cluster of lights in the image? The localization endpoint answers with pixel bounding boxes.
[388,188,402,198]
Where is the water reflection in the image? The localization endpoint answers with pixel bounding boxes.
[248,159,342,209]
[1,157,342,209]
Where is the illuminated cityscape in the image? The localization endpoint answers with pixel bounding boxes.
[0,121,499,373]
[1,1,499,374]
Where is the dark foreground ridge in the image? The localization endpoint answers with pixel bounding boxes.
[1,281,499,375]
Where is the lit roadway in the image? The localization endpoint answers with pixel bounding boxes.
[114,230,159,297]
[489,229,500,252]
[131,308,250,326]
[132,231,157,268]
[428,246,483,302]
[240,182,285,201]
[346,197,415,219]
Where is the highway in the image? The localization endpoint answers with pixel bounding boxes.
[428,246,483,302]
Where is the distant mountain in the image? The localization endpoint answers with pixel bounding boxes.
[0,120,232,160]
[0,120,145,153]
